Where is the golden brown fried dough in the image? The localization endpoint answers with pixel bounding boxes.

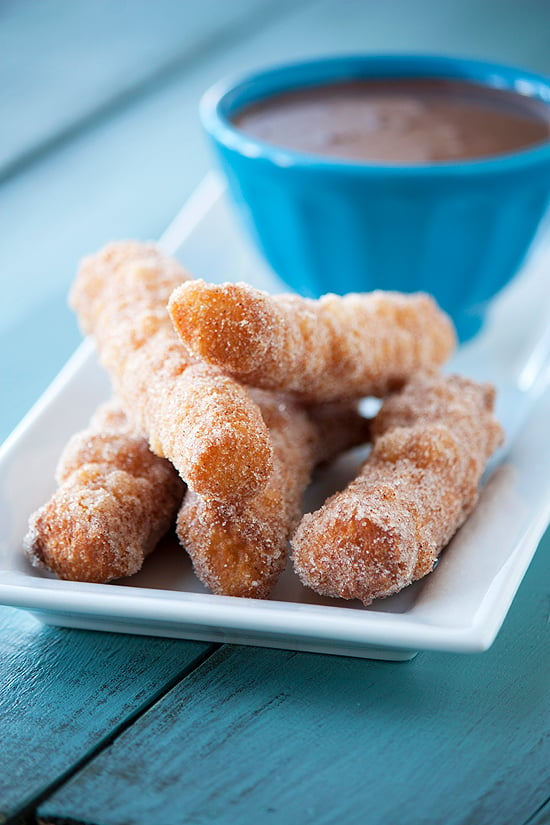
[70,242,273,503]
[168,280,456,402]
[177,393,370,598]
[291,372,504,604]
[24,402,185,583]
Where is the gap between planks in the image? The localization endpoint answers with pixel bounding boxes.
[521,793,550,825]
[8,643,220,825]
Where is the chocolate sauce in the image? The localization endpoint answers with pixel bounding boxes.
[233,78,550,163]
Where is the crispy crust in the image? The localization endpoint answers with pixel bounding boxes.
[168,280,456,402]
[70,242,273,503]
[24,402,185,582]
[177,393,370,598]
[291,372,504,604]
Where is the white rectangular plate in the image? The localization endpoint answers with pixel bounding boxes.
[1,173,549,660]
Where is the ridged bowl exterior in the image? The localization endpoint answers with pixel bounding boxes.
[201,55,550,340]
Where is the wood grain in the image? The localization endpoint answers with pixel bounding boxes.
[37,527,550,825]
[0,607,215,822]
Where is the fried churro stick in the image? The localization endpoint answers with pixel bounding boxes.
[168,280,456,402]
[24,402,185,583]
[177,392,370,598]
[291,372,504,604]
[70,242,273,503]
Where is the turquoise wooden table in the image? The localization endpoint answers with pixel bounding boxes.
[1,2,549,823]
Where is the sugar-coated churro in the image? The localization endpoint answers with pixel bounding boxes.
[168,280,456,402]
[70,242,273,503]
[24,402,185,582]
[291,372,504,604]
[177,392,370,598]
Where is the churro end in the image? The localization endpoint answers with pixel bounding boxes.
[169,280,274,375]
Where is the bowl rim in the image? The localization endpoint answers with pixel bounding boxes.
[200,53,550,177]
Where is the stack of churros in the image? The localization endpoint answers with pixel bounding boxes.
[24,241,503,605]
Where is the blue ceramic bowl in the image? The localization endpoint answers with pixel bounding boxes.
[200,55,550,340]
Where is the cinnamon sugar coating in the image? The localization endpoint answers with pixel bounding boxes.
[70,242,273,502]
[177,392,370,598]
[291,372,504,604]
[168,280,456,402]
[24,402,185,583]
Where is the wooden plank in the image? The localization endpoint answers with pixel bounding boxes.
[0,0,287,178]
[0,605,215,822]
[37,527,550,825]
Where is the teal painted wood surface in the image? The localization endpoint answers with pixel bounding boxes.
[0,605,215,822]
[0,0,287,179]
[37,527,550,825]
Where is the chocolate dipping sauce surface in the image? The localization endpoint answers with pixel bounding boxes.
[233,78,550,164]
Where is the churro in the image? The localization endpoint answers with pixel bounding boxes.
[168,280,456,402]
[177,393,370,598]
[70,242,273,503]
[24,402,185,582]
[291,372,504,604]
